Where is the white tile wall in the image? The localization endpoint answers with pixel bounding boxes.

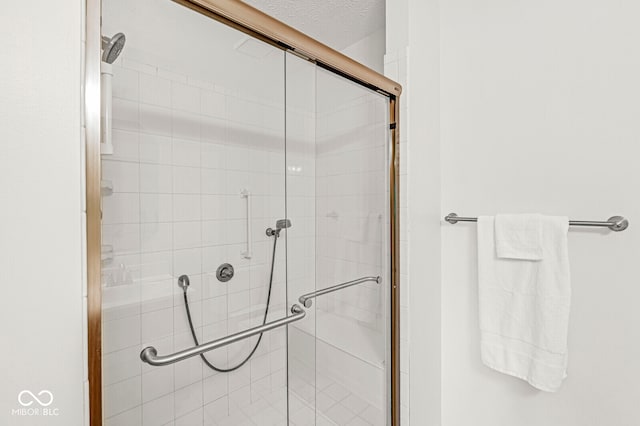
[102,39,392,426]
[312,72,390,424]
[102,56,289,425]
[317,91,388,316]
[283,55,391,426]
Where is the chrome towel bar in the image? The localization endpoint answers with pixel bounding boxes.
[140,304,306,366]
[299,276,381,308]
[444,213,629,232]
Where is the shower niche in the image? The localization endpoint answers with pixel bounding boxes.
[98,0,397,425]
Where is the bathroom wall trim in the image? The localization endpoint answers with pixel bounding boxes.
[85,0,402,424]
[389,96,401,425]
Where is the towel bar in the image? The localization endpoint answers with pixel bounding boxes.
[444,213,629,232]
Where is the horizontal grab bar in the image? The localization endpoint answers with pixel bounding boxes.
[444,213,629,232]
[140,304,306,366]
[298,276,381,308]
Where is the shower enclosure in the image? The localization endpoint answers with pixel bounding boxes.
[87,0,401,424]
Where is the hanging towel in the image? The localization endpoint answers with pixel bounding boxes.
[477,215,571,392]
[495,214,544,260]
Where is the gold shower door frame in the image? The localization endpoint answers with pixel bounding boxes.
[84,0,402,424]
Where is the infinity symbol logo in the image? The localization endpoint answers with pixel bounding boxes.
[18,390,54,407]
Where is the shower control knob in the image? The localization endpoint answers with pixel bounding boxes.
[216,263,234,282]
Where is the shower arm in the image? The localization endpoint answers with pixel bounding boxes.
[140,304,305,366]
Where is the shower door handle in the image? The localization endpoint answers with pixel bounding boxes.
[298,276,381,308]
[240,188,252,259]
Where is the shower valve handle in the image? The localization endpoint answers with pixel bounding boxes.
[216,263,234,282]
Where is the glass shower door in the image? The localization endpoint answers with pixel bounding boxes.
[101,1,392,424]
[100,2,290,423]
[284,52,319,425]
[285,53,391,425]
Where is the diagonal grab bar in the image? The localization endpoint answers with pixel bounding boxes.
[298,276,381,308]
[140,304,305,366]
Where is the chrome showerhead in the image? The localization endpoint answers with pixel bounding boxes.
[101,32,126,64]
[276,219,292,230]
[266,219,292,237]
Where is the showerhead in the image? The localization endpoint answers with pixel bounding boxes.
[276,219,292,230]
[266,219,292,237]
[101,33,126,64]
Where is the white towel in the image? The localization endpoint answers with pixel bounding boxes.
[495,214,544,260]
[477,215,571,392]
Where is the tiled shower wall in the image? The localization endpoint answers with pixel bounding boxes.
[101,57,292,425]
[286,65,391,426]
[99,20,392,426]
[281,54,321,426]
[314,78,390,424]
[315,85,388,334]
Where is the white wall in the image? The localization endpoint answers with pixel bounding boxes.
[385,0,442,424]
[0,1,86,425]
[341,29,386,74]
[440,1,640,425]
[388,0,640,425]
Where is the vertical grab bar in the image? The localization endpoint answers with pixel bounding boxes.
[240,188,252,259]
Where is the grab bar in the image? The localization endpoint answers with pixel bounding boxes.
[240,188,252,259]
[140,304,306,366]
[298,276,381,308]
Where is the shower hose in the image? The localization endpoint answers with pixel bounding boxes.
[182,232,279,372]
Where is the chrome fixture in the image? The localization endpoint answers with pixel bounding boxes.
[179,217,288,373]
[216,263,234,282]
[140,304,306,366]
[101,33,126,64]
[177,274,190,290]
[266,219,292,237]
[444,213,629,232]
[299,276,381,308]
[240,189,252,259]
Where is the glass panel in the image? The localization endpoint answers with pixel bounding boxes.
[100,0,287,424]
[285,52,318,425]
[313,68,391,426]
[102,2,393,425]
[285,54,391,425]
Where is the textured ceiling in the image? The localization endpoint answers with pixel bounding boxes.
[243,0,385,50]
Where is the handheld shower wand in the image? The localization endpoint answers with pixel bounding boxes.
[181,219,292,373]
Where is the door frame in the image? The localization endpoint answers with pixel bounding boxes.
[84,0,402,424]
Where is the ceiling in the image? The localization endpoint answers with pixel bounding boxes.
[243,0,385,50]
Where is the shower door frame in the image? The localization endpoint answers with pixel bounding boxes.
[84,0,402,424]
